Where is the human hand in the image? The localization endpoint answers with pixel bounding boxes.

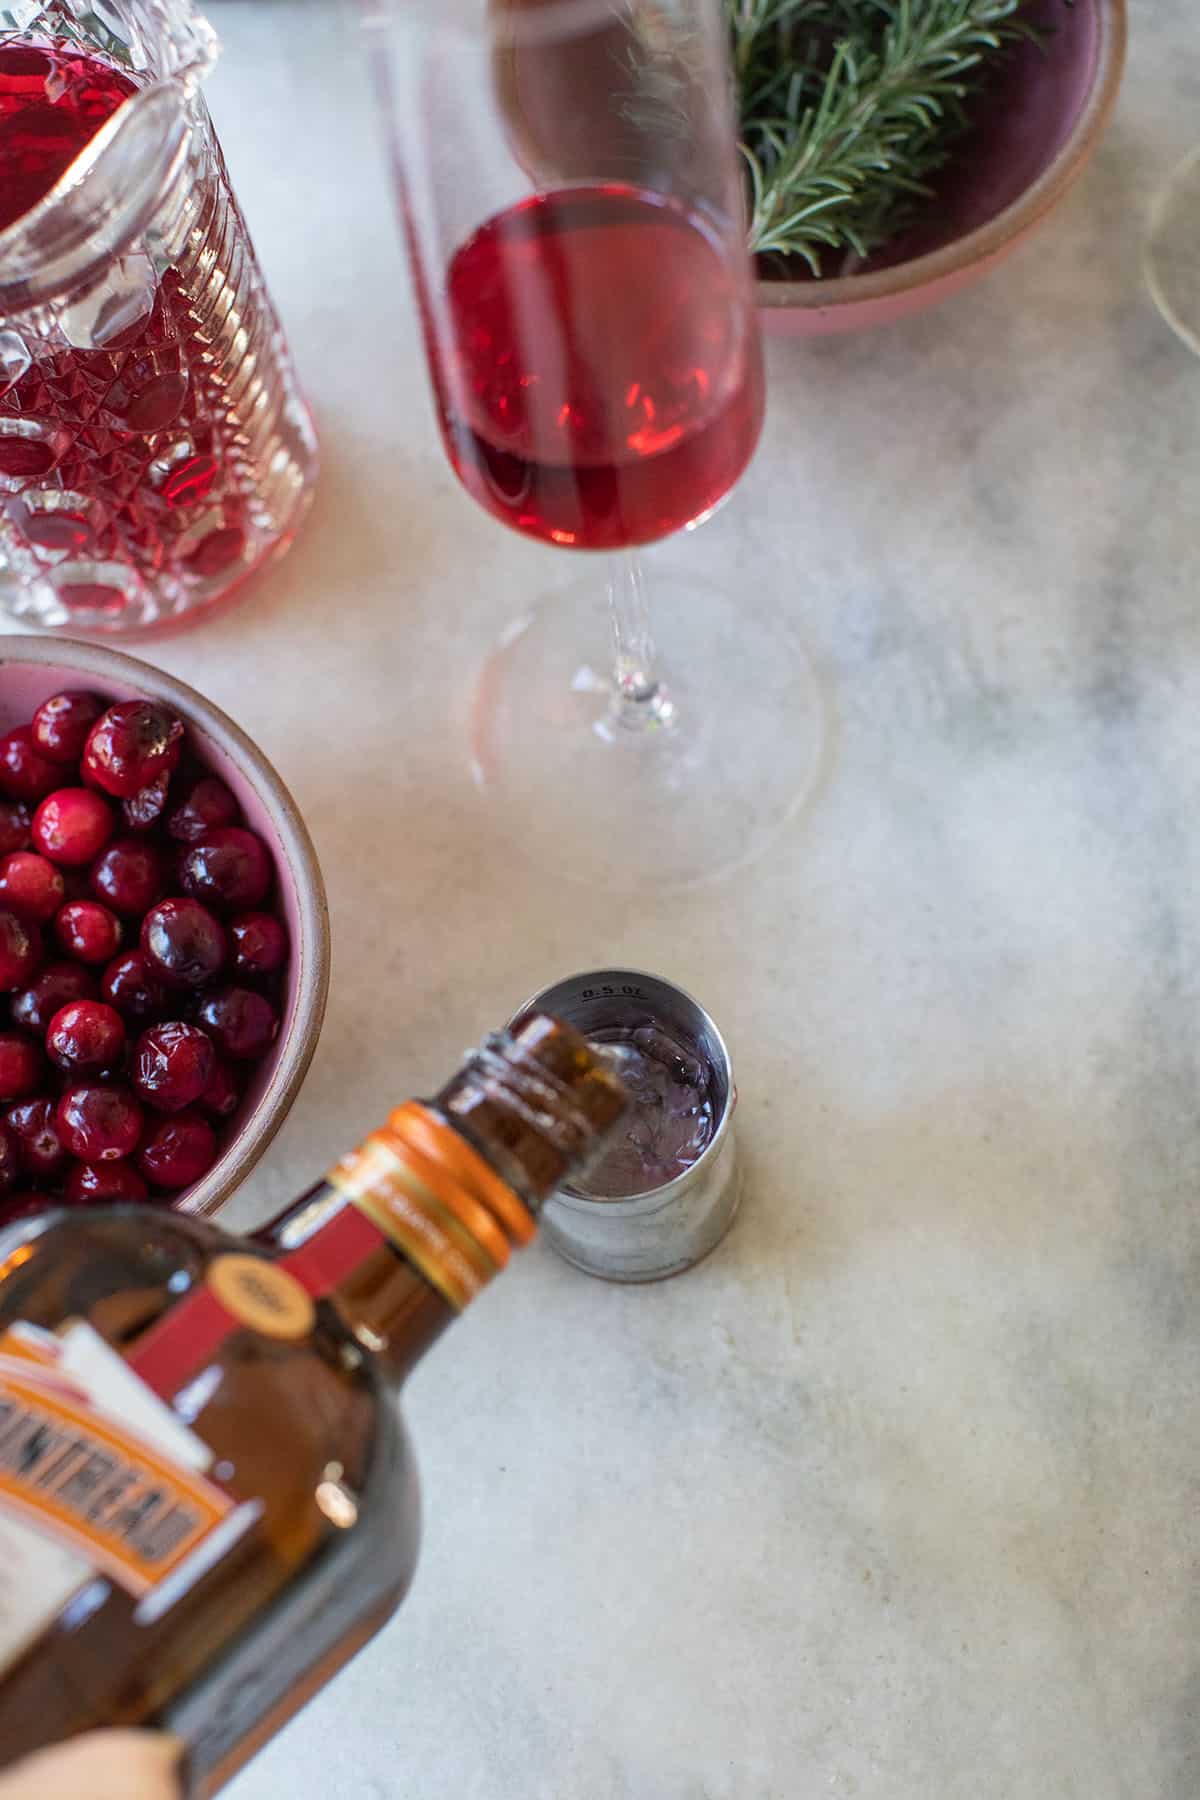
[0,1731,183,1800]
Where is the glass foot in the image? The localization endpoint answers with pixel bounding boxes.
[470,570,824,891]
[1145,143,1200,357]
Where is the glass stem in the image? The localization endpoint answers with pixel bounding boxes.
[604,552,676,734]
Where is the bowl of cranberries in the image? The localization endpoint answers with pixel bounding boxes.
[0,636,329,1225]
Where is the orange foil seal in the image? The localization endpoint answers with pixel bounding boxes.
[327,1130,503,1312]
[387,1102,537,1247]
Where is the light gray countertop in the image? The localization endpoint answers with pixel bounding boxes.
[29,1,1200,1793]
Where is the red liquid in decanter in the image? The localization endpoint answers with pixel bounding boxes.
[0,42,315,627]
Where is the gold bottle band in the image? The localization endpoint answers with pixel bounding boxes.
[326,1106,538,1312]
[388,1102,538,1246]
[328,1137,492,1311]
[383,1130,513,1271]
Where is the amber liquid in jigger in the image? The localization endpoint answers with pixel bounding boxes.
[581,1023,717,1196]
[0,44,314,626]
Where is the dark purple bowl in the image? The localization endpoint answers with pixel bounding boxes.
[758,0,1126,335]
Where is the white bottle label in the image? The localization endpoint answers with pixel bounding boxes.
[0,1320,246,1680]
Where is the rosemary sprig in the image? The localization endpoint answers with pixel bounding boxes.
[733,0,1044,274]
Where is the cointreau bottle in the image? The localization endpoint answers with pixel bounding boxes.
[0,1014,625,1793]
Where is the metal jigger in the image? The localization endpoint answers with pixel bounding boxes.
[513,969,740,1282]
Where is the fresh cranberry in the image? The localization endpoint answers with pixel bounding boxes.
[123,769,171,832]
[0,909,41,991]
[196,986,278,1061]
[56,900,121,965]
[101,950,166,1023]
[65,1159,149,1204]
[0,727,59,804]
[60,865,92,902]
[138,1109,216,1190]
[31,691,105,765]
[0,1034,43,1100]
[199,1057,240,1119]
[0,1122,19,1194]
[141,897,226,987]
[134,1020,215,1114]
[167,776,240,844]
[57,1083,143,1162]
[33,788,114,866]
[83,701,184,799]
[90,837,166,915]
[12,964,95,1036]
[46,1001,126,1075]
[179,827,272,912]
[229,910,288,979]
[7,1098,67,1182]
[0,801,30,857]
[0,851,64,922]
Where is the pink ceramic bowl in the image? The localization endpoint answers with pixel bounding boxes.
[0,635,330,1218]
[757,0,1126,336]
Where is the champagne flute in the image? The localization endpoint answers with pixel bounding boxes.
[365,0,820,888]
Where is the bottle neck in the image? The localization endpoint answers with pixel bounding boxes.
[257,1019,626,1385]
[263,1179,455,1385]
[258,1100,541,1385]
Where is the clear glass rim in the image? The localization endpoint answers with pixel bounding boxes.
[0,6,218,309]
[1145,141,1200,360]
[364,0,657,53]
[0,85,189,310]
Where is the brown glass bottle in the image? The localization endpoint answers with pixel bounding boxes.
[0,1014,624,1795]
